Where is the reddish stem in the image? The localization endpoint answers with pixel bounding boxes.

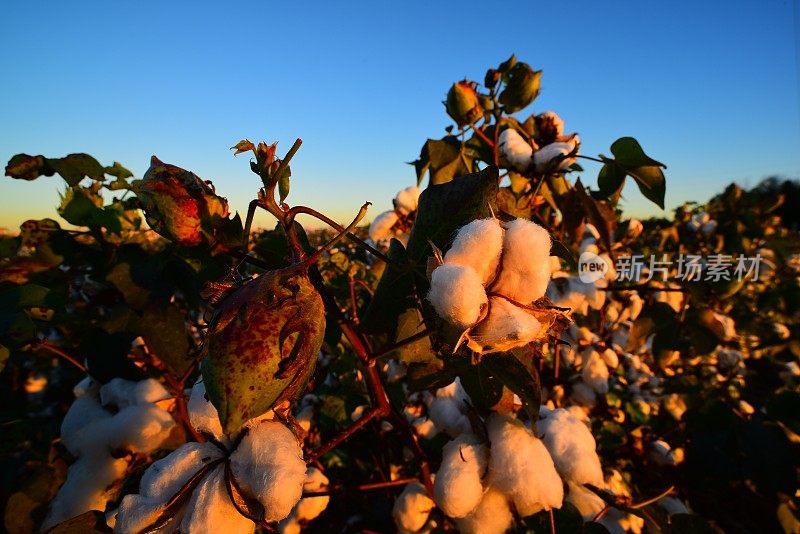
[37,342,86,373]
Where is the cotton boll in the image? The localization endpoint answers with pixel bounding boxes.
[179,466,256,534]
[566,482,605,521]
[429,378,473,437]
[533,136,579,173]
[663,393,687,420]
[394,186,421,216]
[498,128,533,172]
[537,409,604,487]
[582,350,610,395]
[658,496,689,516]
[188,380,225,441]
[412,417,439,439]
[434,434,488,518]
[428,264,488,328]
[369,210,400,242]
[279,467,330,532]
[141,442,225,500]
[454,486,513,534]
[492,219,552,304]
[486,413,563,516]
[230,421,306,521]
[393,482,435,533]
[467,297,543,354]
[100,377,170,409]
[570,382,597,407]
[386,359,408,382]
[445,218,504,285]
[649,440,681,466]
[106,405,176,453]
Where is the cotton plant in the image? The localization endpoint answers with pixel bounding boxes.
[368,185,421,249]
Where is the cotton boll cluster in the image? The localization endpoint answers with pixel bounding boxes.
[43,377,175,530]
[368,185,421,249]
[497,114,580,175]
[454,486,514,534]
[393,482,436,534]
[427,217,557,355]
[116,419,307,533]
[533,134,580,174]
[278,467,331,534]
[498,128,533,173]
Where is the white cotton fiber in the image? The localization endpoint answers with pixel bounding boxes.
[485,413,563,516]
[467,297,543,354]
[537,408,604,487]
[537,111,565,138]
[395,186,421,216]
[179,465,256,534]
[100,377,170,409]
[601,348,619,369]
[570,382,597,407]
[491,219,552,304]
[368,210,400,242]
[533,136,579,173]
[229,420,307,521]
[454,485,513,534]
[582,350,610,395]
[140,442,225,501]
[434,434,488,518]
[393,481,435,533]
[428,264,488,328]
[445,218,505,285]
[566,481,605,521]
[188,379,225,441]
[499,128,533,173]
[279,467,331,533]
[428,378,472,437]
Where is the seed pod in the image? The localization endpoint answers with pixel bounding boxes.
[445,81,483,128]
[201,263,325,434]
[137,156,229,246]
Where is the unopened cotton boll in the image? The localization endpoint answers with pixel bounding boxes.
[394,186,421,216]
[498,128,533,172]
[368,210,400,242]
[188,380,225,441]
[486,413,563,516]
[467,297,542,354]
[454,486,513,534]
[537,409,604,487]
[445,218,504,284]
[434,434,488,518]
[229,421,307,521]
[393,482,435,533]
[428,264,488,328]
[492,219,552,304]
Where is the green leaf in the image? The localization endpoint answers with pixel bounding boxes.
[482,352,541,424]
[602,137,667,209]
[498,53,517,73]
[390,307,434,364]
[48,154,106,186]
[411,136,472,186]
[550,238,577,270]
[610,137,665,168]
[106,263,151,310]
[277,165,291,203]
[103,162,133,179]
[139,304,190,375]
[498,62,541,113]
[597,162,626,199]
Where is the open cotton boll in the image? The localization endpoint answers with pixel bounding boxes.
[115,441,225,534]
[492,219,552,304]
[444,218,504,285]
[486,413,563,516]
[278,467,330,533]
[467,297,543,354]
[537,409,604,487]
[454,486,513,534]
[394,186,421,216]
[393,481,436,533]
[368,210,400,242]
[582,350,610,395]
[229,421,306,522]
[533,138,578,173]
[434,434,488,518]
[179,466,256,534]
[566,482,605,521]
[498,128,533,172]
[188,379,225,441]
[428,264,488,328]
[100,377,170,409]
[570,382,597,407]
[429,378,473,437]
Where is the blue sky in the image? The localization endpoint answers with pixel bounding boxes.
[1,0,799,231]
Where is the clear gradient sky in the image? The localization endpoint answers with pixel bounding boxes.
[1,1,799,231]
